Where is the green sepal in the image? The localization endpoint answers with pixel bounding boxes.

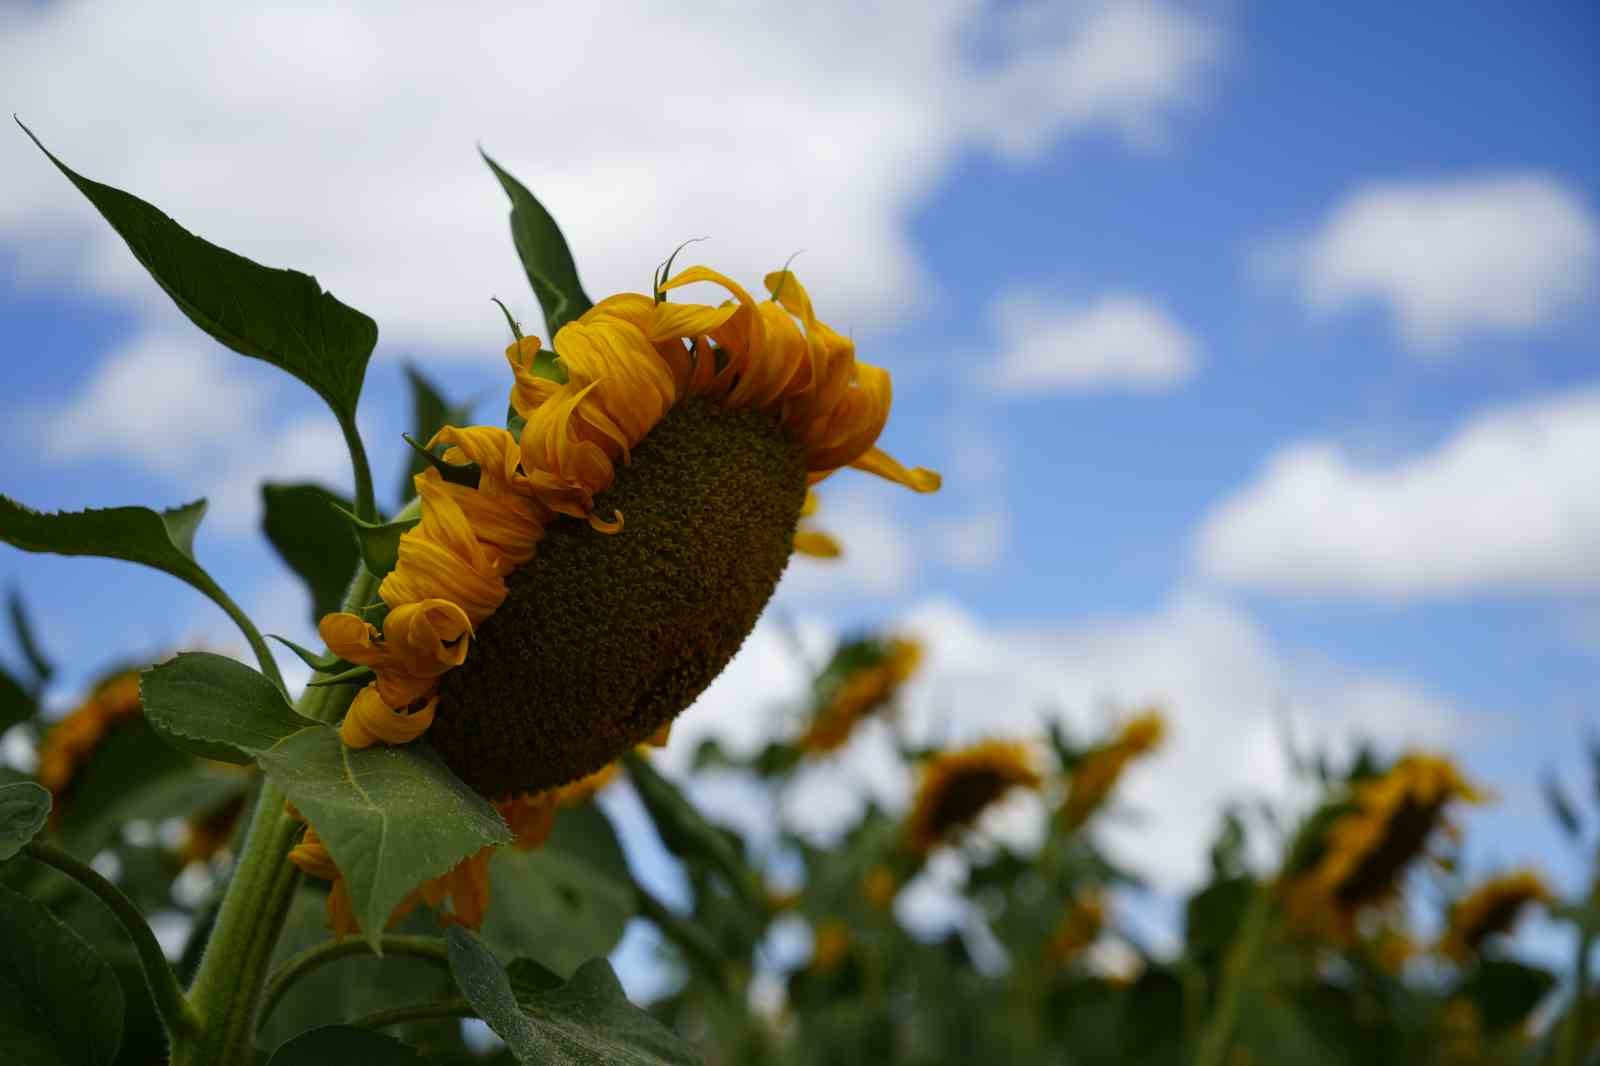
[331,502,421,581]
[269,635,350,674]
[401,434,481,490]
[481,149,593,335]
[304,665,376,689]
[0,781,49,860]
[398,364,474,509]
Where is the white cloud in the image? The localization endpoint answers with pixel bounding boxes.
[1,1,1226,357]
[1195,388,1600,598]
[664,594,1466,892]
[933,508,1012,572]
[1261,173,1598,353]
[33,332,269,476]
[778,489,921,603]
[988,292,1199,393]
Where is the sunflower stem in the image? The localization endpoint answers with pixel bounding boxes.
[339,411,379,523]
[259,935,451,1026]
[1193,877,1274,1066]
[200,576,285,691]
[24,838,202,1042]
[1559,906,1596,1066]
[175,568,377,1066]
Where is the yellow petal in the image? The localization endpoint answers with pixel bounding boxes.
[849,446,942,493]
[794,530,843,558]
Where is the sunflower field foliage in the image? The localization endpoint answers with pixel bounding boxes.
[0,126,1595,1066]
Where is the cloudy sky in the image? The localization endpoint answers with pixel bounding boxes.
[1,0,1596,967]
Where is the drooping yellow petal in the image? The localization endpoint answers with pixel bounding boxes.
[340,685,437,749]
[794,530,843,558]
[850,446,942,493]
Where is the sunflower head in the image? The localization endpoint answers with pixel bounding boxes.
[800,635,923,753]
[905,740,1042,854]
[1059,708,1167,830]
[322,266,938,798]
[36,669,144,808]
[1282,752,1485,940]
[1436,869,1551,963]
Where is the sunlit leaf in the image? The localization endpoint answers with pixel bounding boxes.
[140,653,318,766]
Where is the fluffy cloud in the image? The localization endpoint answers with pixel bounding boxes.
[1195,388,1600,598]
[988,291,1199,393]
[664,594,1466,892]
[1,0,1226,357]
[1260,173,1598,353]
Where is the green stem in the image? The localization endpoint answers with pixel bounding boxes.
[259,935,450,1025]
[339,412,378,523]
[1560,923,1594,1066]
[24,839,201,1040]
[349,998,475,1030]
[1193,880,1274,1066]
[200,577,285,691]
[634,880,733,997]
[175,568,378,1066]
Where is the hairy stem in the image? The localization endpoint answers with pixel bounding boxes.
[339,412,378,523]
[25,839,201,1041]
[259,935,450,1025]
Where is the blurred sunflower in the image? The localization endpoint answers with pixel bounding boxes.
[810,919,853,973]
[320,265,938,802]
[1436,869,1551,963]
[288,760,620,936]
[1282,753,1485,940]
[905,740,1042,853]
[35,669,144,809]
[1044,890,1105,966]
[1058,709,1166,830]
[179,792,249,867]
[799,636,923,753]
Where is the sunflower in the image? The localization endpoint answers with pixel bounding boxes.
[1044,890,1106,966]
[810,919,853,973]
[36,669,144,804]
[179,792,249,867]
[905,740,1042,854]
[319,264,937,802]
[1058,709,1166,831]
[799,636,923,753]
[1281,753,1485,940]
[288,760,620,936]
[1436,869,1551,963]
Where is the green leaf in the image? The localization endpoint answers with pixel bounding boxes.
[304,664,377,689]
[0,496,221,599]
[261,483,361,625]
[449,930,700,1065]
[140,653,319,765]
[19,121,378,427]
[0,664,33,735]
[623,752,758,904]
[481,846,634,979]
[1459,958,1557,1032]
[0,884,125,1066]
[481,150,593,335]
[330,503,420,581]
[0,781,49,860]
[398,365,473,507]
[7,587,54,685]
[267,1025,427,1066]
[258,730,510,948]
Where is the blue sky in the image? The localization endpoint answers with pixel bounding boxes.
[1,0,1596,963]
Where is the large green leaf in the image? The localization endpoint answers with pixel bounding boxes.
[397,365,473,508]
[0,781,49,860]
[481,846,634,979]
[0,884,124,1066]
[19,122,378,426]
[258,730,510,947]
[261,483,360,625]
[482,151,593,335]
[267,1025,426,1066]
[140,652,318,765]
[448,929,700,1065]
[0,497,226,604]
